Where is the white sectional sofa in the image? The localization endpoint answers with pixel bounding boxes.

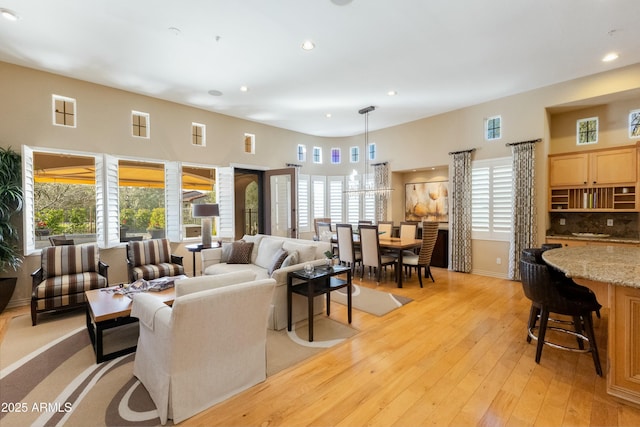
[201,234,332,330]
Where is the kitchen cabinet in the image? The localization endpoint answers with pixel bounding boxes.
[548,145,638,212]
[608,285,640,404]
[545,238,640,248]
[549,146,637,187]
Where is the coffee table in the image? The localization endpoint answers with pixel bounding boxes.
[287,265,352,342]
[85,286,175,363]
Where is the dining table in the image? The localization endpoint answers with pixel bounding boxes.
[333,233,422,288]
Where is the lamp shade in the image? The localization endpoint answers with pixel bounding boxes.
[192,203,219,218]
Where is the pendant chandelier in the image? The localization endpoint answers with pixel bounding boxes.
[343,106,394,199]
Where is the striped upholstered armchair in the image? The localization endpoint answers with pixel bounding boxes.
[126,238,184,283]
[31,243,108,326]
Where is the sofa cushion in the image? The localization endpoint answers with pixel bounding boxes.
[41,244,99,279]
[267,248,289,276]
[174,270,257,298]
[203,263,269,280]
[34,272,107,309]
[255,237,285,269]
[282,241,317,263]
[220,242,233,263]
[227,241,254,264]
[128,239,172,267]
[132,263,184,281]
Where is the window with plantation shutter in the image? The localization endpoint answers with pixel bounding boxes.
[328,177,343,225]
[298,174,310,233]
[312,176,326,219]
[471,157,512,241]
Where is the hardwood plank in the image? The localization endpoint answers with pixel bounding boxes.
[5,268,640,426]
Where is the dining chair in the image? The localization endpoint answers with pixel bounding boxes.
[313,217,332,240]
[358,224,398,283]
[358,220,373,225]
[376,221,393,237]
[336,223,361,275]
[399,221,418,239]
[402,221,439,287]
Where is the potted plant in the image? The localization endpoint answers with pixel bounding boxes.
[0,146,24,313]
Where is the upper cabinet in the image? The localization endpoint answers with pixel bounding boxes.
[548,145,639,212]
[549,146,637,187]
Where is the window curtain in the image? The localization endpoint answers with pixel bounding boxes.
[449,151,472,272]
[508,142,537,280]
[373,162,390,221]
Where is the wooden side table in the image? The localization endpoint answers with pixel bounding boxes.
[287,265,352,342]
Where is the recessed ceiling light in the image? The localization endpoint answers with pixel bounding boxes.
[240,86,248,92]
[388,90,397,96]
[207,89,223,96]
[331,0,353,5]
[301,40,315,51]
[168,26,181,36]
[0,8,20,21]
[602,52,619,62]
[325,113,332,118]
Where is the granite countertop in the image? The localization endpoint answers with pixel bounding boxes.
[542,246,640,288]
[546,234,640,244]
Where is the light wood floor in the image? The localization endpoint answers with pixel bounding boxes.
[2,268,640,426]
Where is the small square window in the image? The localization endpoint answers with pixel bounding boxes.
[577,117,598,145]
[350,146,360,163]
[331,148,341,164]
[244,133,255,154]
[52,95,76,128]
[629,109,640,139]
[368,143,376,161]
[297,144,307,162]
[312,147,322,164]
[485,115,501,140]
[192,123,206,146]
[132,111,150,138]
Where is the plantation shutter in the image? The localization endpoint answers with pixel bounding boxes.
[21,145,36,253]
[216,166,234,240]
[165,161,181,242]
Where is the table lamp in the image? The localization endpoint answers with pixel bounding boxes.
[192,203,219,248]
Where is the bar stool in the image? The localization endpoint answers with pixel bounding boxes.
[519,258,602,376]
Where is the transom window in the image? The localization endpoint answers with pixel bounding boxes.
[350,146,359,163]
[192,123,206,146]
[577,117,598,145]
[485,115,501,140]
[297,144,307,162]
[331,148,341,164]
[244,133,255,154]
[312,147,322,164]
[52,95,76,128]
[368,143,376,161]
[132,111,150,138]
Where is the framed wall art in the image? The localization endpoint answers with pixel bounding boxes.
[405,181,449,223]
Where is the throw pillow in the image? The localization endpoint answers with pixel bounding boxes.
[227,241,254,264]
[220,242,233,263]
[280,250,299,268]
[267,248,289,276]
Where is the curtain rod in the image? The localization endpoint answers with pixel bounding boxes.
[448,148,476,155]
[371,161,388,166]
[505,138,541,147]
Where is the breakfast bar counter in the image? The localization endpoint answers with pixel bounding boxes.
[543,246,640,407]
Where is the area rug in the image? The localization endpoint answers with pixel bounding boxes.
[331,284,413,316]
[0,312,357,427]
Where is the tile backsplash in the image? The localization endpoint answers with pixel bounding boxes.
[547,212,639,238]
